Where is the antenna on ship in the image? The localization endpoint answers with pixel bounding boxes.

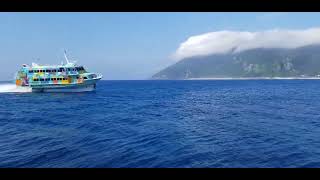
[64,50,70,64]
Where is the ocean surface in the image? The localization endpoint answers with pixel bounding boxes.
[1,80,320,168]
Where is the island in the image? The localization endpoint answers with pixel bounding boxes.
[152,44,320,80]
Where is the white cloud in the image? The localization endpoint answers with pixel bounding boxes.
[173,27,320,60]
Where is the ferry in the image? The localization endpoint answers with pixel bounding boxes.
[14,51,102,92]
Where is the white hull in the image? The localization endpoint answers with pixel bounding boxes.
[32,84,96,93]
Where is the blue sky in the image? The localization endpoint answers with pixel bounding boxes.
[0,12,319,80]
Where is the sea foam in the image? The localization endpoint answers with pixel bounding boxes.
[0,84,32,93]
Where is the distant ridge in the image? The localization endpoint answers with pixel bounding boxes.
[152,44,320,79]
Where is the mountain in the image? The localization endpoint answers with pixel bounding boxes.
[152,44,320,79]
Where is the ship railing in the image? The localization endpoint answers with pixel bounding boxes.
[95,73,103,79]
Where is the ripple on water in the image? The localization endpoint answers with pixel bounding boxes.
[1,80,320,167]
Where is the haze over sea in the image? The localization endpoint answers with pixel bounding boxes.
[1,80,320,167]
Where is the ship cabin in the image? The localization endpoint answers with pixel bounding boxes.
[15,64,98,87]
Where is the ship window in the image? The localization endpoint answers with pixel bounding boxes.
[67,68,71,71]
[29,70,33,73]
[45,70,49,72]
[83,77,88,79]
[52,70,56,72]
[33,79,38,81]
[58,69,62,72]
[48,70,51,72]
[40,79,44,81]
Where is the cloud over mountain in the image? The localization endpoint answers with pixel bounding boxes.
[173,28,320,60]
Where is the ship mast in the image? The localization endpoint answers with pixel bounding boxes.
[64,50,70,64]
[63,50,77,66]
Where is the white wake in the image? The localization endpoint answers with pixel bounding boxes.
[0,84,32,93]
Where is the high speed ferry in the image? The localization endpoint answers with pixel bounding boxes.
[14,51,102,92]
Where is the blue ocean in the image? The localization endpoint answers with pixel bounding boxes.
[1,80,320,168]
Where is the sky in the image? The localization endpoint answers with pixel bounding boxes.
[0,12,320,80]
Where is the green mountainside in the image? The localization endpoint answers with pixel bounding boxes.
[152,45,320,79]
